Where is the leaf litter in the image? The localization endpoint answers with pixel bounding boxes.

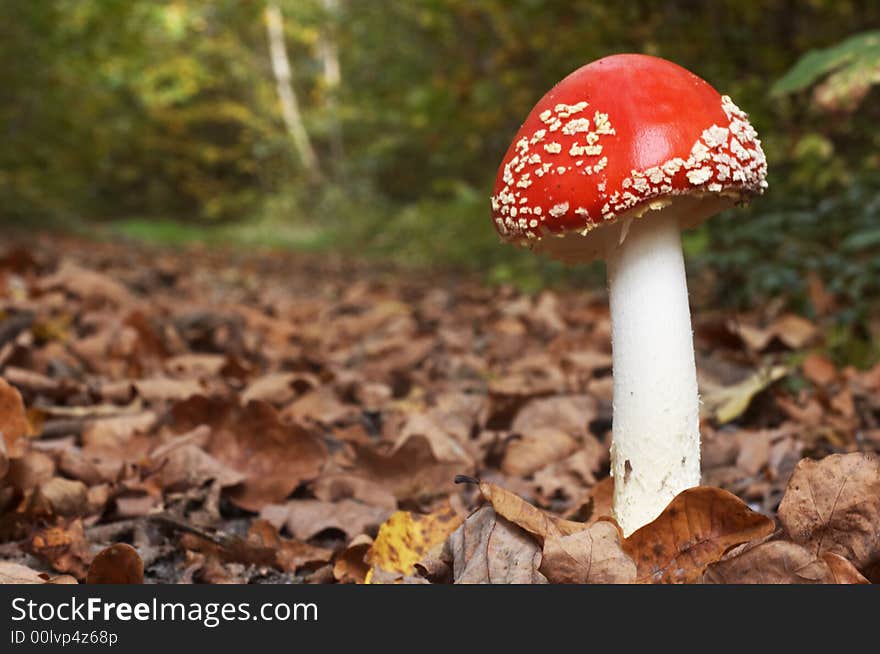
[0,236,878,584]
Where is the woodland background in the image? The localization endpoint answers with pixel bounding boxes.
[2,1,880,362]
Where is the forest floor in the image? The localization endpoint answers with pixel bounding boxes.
[0,232,878,585]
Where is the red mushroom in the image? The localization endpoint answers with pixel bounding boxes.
[490,54,767,535]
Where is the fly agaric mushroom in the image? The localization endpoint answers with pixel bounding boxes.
[490,54,767,535]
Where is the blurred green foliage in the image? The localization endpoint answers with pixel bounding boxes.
[2,1,880,361]
[772,30,880,111]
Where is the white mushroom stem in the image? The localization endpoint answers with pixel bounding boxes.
[605,210,701,536]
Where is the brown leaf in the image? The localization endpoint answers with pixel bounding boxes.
[0,562,77,585]
[154,442,246,491]
[395,412,475,465]
[807,272,836,317]
[281,387,359,426]
[5,450,55,492]
[40,262,135,307]
[241,373,300,405]
[0,377,30,460]
[171,396,327,511]
[830,388,856,419]
[511,394,596,438]
[777,453,880,571]
[148,428,245,492]
[164,353,229,378]
[57,447,105,486]
[477,480,586,545]
[704,540,838,584]
[33,478,89,516]
[529,291,566,334]
[86,543,144,584]
[413,542,452,583]
[532,444,607,505]
[0,435,7,480]
[566,476,615,525]
[246,519,333,573]
[802,353,838,386]
[348,434,463,503]
[260,499,391,541]
[622,486,776,583]
[774,394,825,428]
[561,350,613,376]
[25,519,93,580]
[772,314,820,349]
[333,534,373,584]
[366,568,430,584]
[133,377,205,403]
[81,411,158,451]
[730,314,818,352]
[821,552,870,584]
[446,506,547,584]
[501,428,579,477]
[540,520,636,584]
[734,429,779,477]
[489,354,566,398]
[312,474,397,511]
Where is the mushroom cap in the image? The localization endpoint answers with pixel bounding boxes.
[490,54,768,263]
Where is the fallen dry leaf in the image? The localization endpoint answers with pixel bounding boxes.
[394,412,475,465]
[366,503,462,583]
[821,552,871,584]
[171,396,327,511]
[446,506,547,584]
[246,519,333,573]
[0,377,30,460]
[0,435,7,479]
[540,520,635,584]
[260,499,391,542]
[366,568,430,584]
[704,540,839,584]
[532,442,607,505]
[622,486,776,583]
[241,372,299,405]
[348,435,464,503]
[33,477,89,516]
[802,353,838,386]
[501,428,579,477]
[149,433,246,492]
[133,377,205,403]
[311,474,397,512]
[5,450,55,492]
[40,261,136,307]
[701,365,788,424]
[0,562,77,585]
[566,476,615,524]
[476,480,586,544]
[730,314,818,352]
[333,534,373,584]
[777,452,880,572]
[510,394,596,438]
[24,519,94,580]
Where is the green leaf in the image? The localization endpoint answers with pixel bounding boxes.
[772,31,880,97]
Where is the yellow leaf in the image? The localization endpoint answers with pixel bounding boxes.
[704,365,788,424]
[365,503,462,583]
[32,314,71,343]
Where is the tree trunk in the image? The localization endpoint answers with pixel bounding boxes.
[265,3,322,183]
[317,0,344,169]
